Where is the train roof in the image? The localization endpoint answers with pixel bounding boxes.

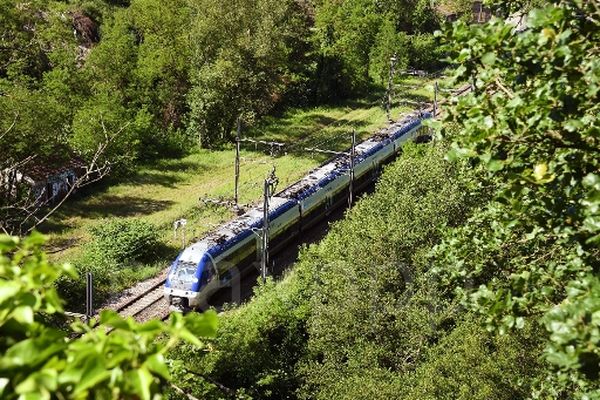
[184,196,294,260]
[181,110,431,262]
[277,110,429,201]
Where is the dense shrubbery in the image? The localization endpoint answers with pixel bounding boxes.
[436,0,600,395]
[88,218,158,264]
[401,318,543,400]
[168,142,542,399]
[57,218,162,310]
[407,33,445,71]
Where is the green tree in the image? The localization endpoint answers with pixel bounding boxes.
[369,18,408,84]
[0,232,217,399]
[313,0,382,95]
[436,0,600,395]
[186,0,313,147]
[82,0,193,158]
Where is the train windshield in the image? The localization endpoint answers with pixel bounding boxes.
[169,260,198,290]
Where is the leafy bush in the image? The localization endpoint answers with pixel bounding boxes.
[0,232,218,399]
[407,33,445,71]
[297,143,481,399]
[401,317,543,400]
[438,0,600,395]
[369,19,409,84]
[88,218,159,264]
[57,218,161,311]
[172,276,311,399]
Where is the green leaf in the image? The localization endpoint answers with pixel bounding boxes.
[15,369,57,395]
[99,310,132,330]
[0,377,9,397]
[175,328,202,347]
[446,145,474,161]
[1,336,65,369]
[125,367,154,400]
[487,159,504,172]
[0,282,20,304]
[564,119,583,132]
[481,52,496,66]
[144,354,170,380]
[136,320,164,334]
[72,357,111,395]
[11,306,34,325]
[0,236,18,252]
[23,231,46,247]
[184,310,218,338]
[583,174,600,190]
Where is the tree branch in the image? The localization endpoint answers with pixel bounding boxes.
[23,121,131,234]
[494,78,514,99]
[0,112,19,142]
[1,120,131,236]
[169,384,201,400]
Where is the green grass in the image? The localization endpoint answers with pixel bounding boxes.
[40,74,450,291]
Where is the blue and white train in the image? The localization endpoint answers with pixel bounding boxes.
[164,111,432,310]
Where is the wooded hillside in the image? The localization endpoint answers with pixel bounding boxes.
[1,0,454,234]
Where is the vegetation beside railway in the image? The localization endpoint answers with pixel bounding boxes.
[169,141,543,399]
[45,77,447,311]
[1,0,598,398]
[168,0,600,398]
[1,0,455,309]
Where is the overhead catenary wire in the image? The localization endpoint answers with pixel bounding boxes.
[231,73,459,208]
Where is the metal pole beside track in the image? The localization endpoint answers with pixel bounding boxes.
[349,130,356,207]
[433,81,438,118]
[387,54,397,122]
[85,272,93,322]
[261,178,270,283]
[234,116,241,207]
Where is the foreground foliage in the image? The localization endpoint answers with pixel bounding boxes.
[0,233,217,399]
[438,0,600,395]
[180,1,599,397]
[168,2,600,387]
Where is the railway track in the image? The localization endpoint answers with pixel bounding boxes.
[114,280,170,321]
[115,280,169,319]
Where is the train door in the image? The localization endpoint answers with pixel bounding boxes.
[325,192,333,214]
[371,161,381,180]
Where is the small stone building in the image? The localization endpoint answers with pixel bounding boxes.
[1,157,86,205]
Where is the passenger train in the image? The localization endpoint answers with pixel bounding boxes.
[164,111,432,310]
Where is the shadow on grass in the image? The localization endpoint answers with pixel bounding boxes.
[127,171,182,188]
[124,159,211,188]
[37,219,75,235]
[55,195,175,219]
[144,159,207,173]
[244,115,372,158]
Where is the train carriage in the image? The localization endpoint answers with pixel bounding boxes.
[165,111,432,310]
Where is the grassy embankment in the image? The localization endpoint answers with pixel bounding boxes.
[40,75,453,297]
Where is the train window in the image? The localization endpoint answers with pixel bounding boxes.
[200,260,215,286]
[169,260,198,290]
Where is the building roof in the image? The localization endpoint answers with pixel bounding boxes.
[22,156,86,183]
